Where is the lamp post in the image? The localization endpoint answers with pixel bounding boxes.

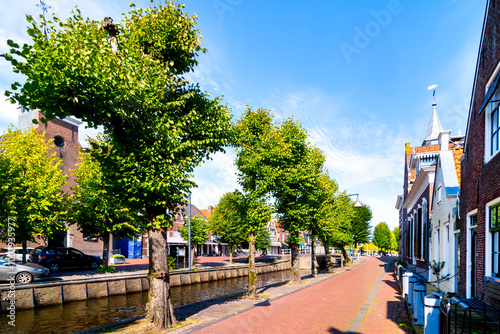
[188,193,192,271]
[311,193,362,276]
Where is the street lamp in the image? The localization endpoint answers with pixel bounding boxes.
[311,193,363,276]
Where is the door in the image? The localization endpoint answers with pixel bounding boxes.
[471,229,477,298]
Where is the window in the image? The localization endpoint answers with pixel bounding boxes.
[491,103,500,156]
[492,204,500,276]
[471,215,477,226]
[53,136,65,148]
[486,89,500,161]
[437,185,442,203]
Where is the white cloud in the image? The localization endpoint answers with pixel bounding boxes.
[0,94,19,125]
[191,149,240,210]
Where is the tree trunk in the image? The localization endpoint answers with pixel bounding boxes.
[310,237,316,276]
[248,233,257,298]
[146,227,177,329]
[229,244,234,264]
[324,244,334,273]
[191,244,195,267]
[341,247,351,265]
[290,243,301,284]
[102,232,110,268]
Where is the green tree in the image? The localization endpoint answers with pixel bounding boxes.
[178,215,209,265]
[209,191,246,264]
[0,126,67,263]
[70,144,144,268]
[393,227,400,251]
[234,108,326,284]
[351,204,372,248]
[2,2,232,328]
[373,222,392,251]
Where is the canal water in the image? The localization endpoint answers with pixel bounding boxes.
[1,269,301,334]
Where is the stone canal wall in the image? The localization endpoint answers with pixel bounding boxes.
[0,259,290,312]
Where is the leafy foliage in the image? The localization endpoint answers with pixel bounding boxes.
[351,204,372,248]
[209,191,247,252]
[0,126,67,255]
[373,222,392,251]
[70,142,144,265]
[178,215,209,247]
[2,1,232,329]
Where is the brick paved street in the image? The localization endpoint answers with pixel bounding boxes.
[189,256,410,334]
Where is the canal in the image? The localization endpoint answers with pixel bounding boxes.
[1,269,303,334]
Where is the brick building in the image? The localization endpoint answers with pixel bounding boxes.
[460,0,500,305]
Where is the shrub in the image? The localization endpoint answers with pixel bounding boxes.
[96,265,116,273]
[111,254,125,258]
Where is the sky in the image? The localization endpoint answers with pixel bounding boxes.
[0,0,487,231]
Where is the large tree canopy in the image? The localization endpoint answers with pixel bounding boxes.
[0,126,67,261]
[351,203,372,248]
[2,2,232,329]
[234,108,326,284]
[373,222,392,251]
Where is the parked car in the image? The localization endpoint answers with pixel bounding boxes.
[30,247,102,272]
[0,256,50,283]
[0,247,34,262]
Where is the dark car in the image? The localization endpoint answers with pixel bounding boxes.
[30,247,102,272]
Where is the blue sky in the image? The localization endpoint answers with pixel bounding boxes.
[0,1,487,230]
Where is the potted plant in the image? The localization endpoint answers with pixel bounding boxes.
[110,254,126,264]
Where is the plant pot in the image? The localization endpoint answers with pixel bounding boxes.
[110,257,126,265]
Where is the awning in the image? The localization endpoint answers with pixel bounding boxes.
[479,71,500,114]
[270,241,281,247]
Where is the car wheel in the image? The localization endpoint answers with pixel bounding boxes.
[49,262,60,272]
[90,261,99,270]
[15,272,33,284]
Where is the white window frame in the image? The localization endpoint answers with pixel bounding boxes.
[486,90,500,163]
[466,209,478,299]
[485,197,500,278]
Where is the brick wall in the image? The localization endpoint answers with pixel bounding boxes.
[460,0,500,305]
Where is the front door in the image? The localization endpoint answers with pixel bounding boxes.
[471,229,477,298]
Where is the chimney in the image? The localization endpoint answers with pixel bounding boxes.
[438,130,452,151]
[208,205,213,211]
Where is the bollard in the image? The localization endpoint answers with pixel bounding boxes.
[403,272,413,300]
[414,282,426,325]
[424,293,440,334]
[408,276,418,309]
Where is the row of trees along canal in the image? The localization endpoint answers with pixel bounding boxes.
[0,1,371,330]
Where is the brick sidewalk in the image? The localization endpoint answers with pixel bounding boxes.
[187,256,410,334]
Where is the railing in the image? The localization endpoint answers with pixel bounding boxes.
[439,298,451,334]
[446,297,500,334]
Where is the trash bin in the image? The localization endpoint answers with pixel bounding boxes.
[424,293,440,334]
[414,282,426,325]
[408,276,418,309]
[403,272,413,299]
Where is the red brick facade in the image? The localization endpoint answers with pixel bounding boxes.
[460,0,500,306]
